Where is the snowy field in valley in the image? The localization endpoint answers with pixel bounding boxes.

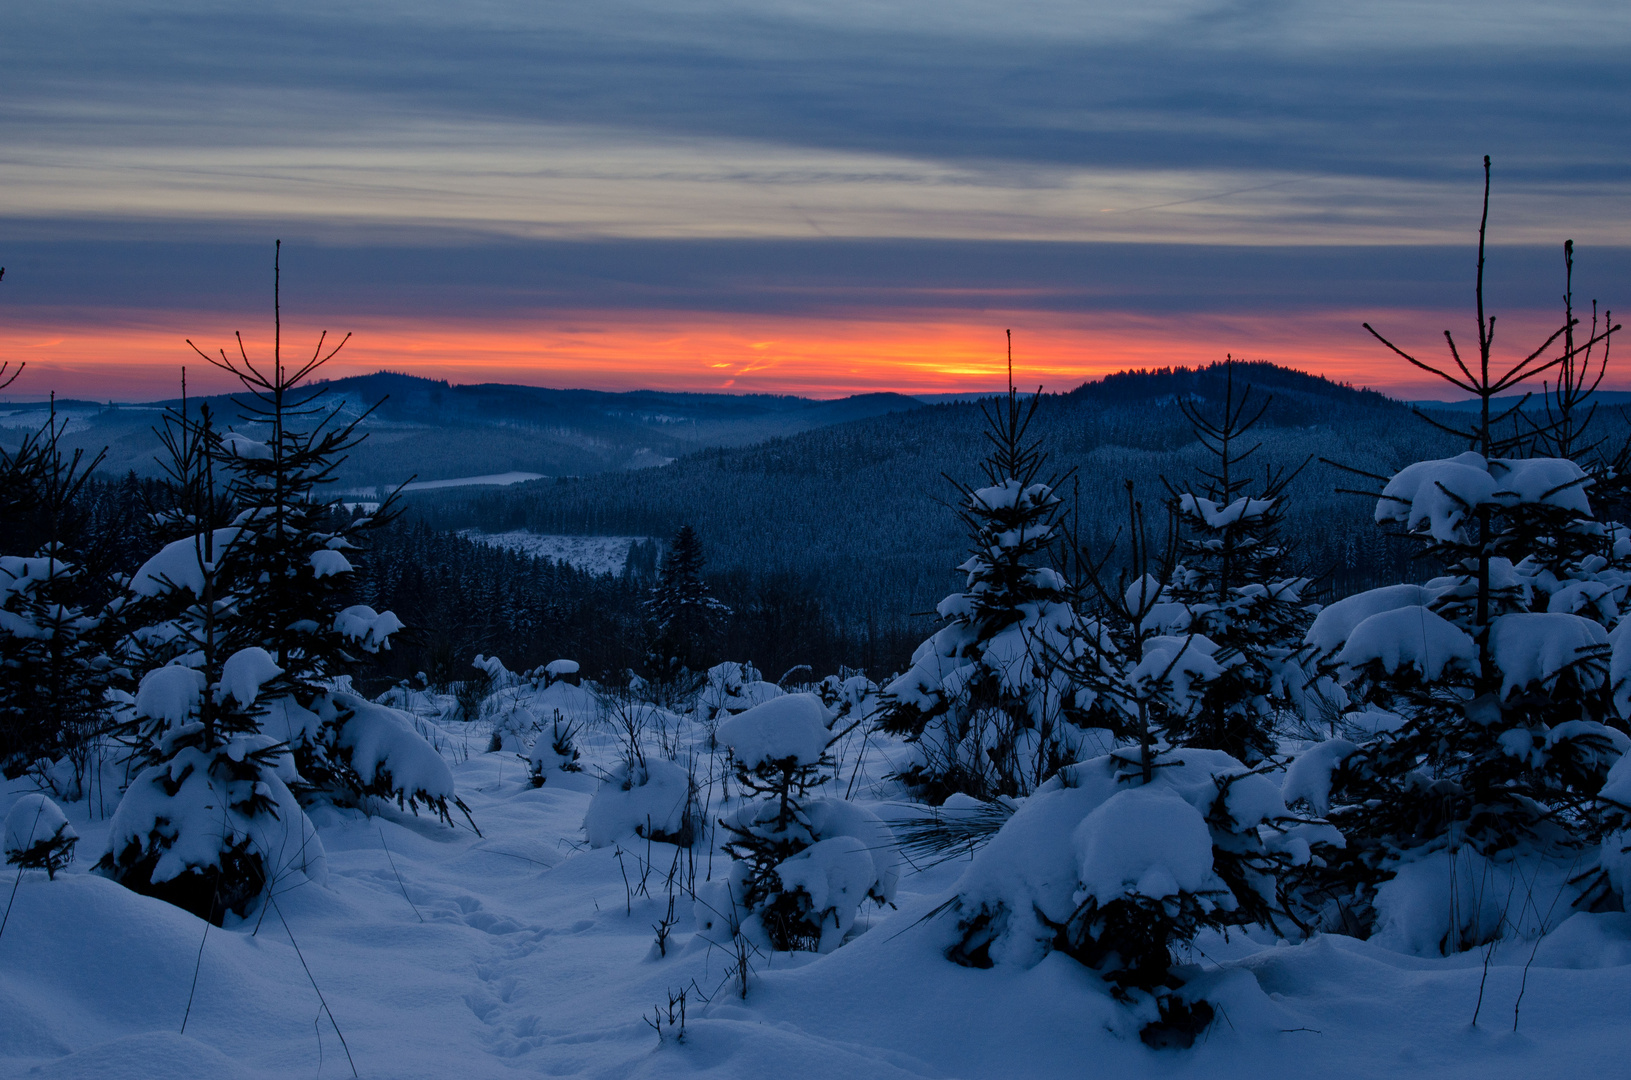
[462,533,649,575]
[4,671,1631,1080]
[343,472,547,496]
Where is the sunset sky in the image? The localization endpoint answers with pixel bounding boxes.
[3,1,1627,401]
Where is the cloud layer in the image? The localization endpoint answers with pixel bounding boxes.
[1,1,1626,398]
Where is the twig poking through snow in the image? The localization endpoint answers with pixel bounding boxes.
[0,802,44,941]
[179,887,214,1034]
[378,827,424,923]
[274,897,358,1079]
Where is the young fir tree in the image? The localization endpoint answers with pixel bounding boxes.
[5,793,78,880]
[878,337,1088,800]
[178,245,467,827]
[187,247,427,812]
[0,392,121,793]
[1161,358,1315,762]
[1295,159,1626,944]
[933,453,1336,1048]
[100,397,326,923]
[711,694,896,953]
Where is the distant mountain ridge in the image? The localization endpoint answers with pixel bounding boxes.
[0,371,927,488]
[3,362,1464,494]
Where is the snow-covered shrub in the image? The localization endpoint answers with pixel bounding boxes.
[4,793,78,879]
[879,384,1090,800]
[543,658,580,686]
[597,683,686,768]
[323,692,467,825]
[524,709,582,785]
[696,661,766,724]
[584,757,698,847]
[944,747,1332,1044]
[817,670,878,724]
[487,701,539,753]
[711,693,896,951]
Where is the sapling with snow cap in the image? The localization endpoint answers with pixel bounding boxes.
[945,744,1335,1047]
[4,794,78,879]
[710,693,898,952]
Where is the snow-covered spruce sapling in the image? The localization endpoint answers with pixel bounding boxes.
[4,793,78,880]
[103,397,322,922]
[1297,160,1626,944]
[944,747,1335,1048]
[711,693,897,952]
[1161,357,1316,763]
[926,478,1339,1046]
[524,709,583,786]
[0,395,119,793]
[100,651,328,923]
[181,245,467,828]
[879,345,1089,800]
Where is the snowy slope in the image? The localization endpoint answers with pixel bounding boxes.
[3,698,1631,1080]
[461,532,650,575]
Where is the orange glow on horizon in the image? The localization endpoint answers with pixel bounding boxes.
[0,306,1595,403]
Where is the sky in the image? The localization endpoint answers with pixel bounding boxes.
[1,0,1627,401]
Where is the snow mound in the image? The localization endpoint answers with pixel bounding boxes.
[716,693,831,769]
[130,529,241,597]
[1075,786,1220,905]
[217,647,282,708]
[1377,451,1497,541]
[134,666,206,725]
[583,758,694,847]
[1305,583,1445,655]
[1179,493,1275,529]
[4,793,76,862]
[1377,452,1591,542]
[1129,634,1225,714]
[1283,739,1360,816]
[334,605,404,652]
[306,549,353,578]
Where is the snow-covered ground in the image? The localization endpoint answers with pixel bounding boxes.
[4,683,1631,1080]
[463,533,649,575]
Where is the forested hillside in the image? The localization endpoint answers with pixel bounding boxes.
[408,362,1485,654]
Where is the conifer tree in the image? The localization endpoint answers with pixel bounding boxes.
[710,694,896,953]
[0,391,119,793]
[878,335,1087,799]
[1296,159,1626,942]
[175,242,464,826]
[1161,358,1315,762]
[644,524,728,679]
[101,396,326,923]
